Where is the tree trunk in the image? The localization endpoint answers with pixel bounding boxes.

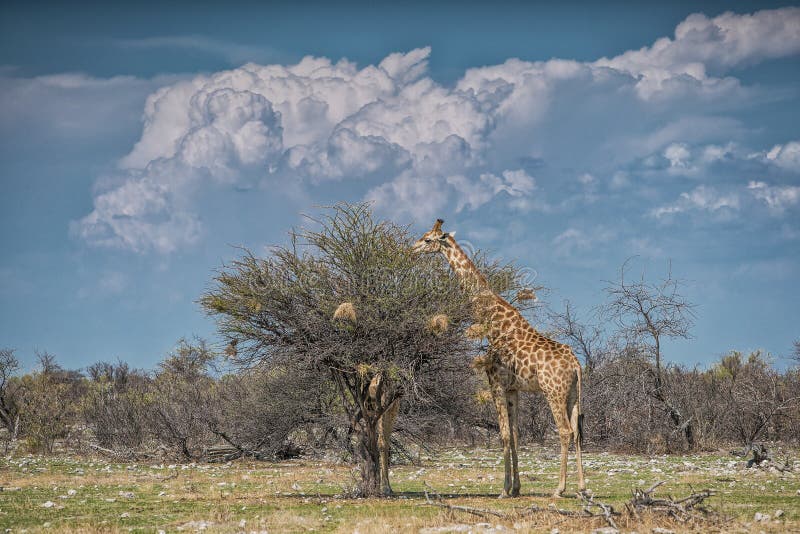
[354,418,382,497]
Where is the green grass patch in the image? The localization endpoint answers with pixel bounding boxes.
[1,447,798,532]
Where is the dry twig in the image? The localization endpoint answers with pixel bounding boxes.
[422,485,509,519]
[578,490,619,529]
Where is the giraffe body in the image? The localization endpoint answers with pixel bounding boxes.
[413,219,585,497]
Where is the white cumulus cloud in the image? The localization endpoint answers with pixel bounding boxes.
[595,7,800,98]
[71,7,800,253]
[764,141,800,171]
[651,185,740,218]
[748,181,800,213]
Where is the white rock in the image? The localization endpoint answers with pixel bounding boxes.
[118,491,135,499]
[754,512,771,522]
[652,528,675,534]
[590,528,619,534]
[120,512,130,518]
[774,509,784,518]
[41,500,55,508]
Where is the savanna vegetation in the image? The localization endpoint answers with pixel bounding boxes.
[2,204,798,532]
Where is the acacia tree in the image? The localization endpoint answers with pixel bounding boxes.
[202,203,481,496]
[602,260,697,449]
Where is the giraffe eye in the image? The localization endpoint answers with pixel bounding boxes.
[424,238,432,243]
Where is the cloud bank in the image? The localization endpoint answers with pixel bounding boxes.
[71,7,800,253]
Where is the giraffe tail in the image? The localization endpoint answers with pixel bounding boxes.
[575,366,584,447]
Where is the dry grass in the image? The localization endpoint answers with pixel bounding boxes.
[1,446,798,532]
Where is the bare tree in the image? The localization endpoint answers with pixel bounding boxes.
[548,301,606,373]
[602,260,697,448]
[82,360,152,450]
[148,339,219,460]
[711,351,800,446]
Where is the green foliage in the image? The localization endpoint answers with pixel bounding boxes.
[201,202,477,384]
[18,357,82,453]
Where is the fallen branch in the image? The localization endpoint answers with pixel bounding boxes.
[627,480,714,523]
[422,486,509,519]
[518,503,591,519]
[421,483,619,529]
[579,491,619,529]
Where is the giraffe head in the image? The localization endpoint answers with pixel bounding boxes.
[412,219,454,254]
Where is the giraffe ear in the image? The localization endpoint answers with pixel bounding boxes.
[448,231,456,239]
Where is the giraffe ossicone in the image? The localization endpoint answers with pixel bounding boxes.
[413,219,586,498]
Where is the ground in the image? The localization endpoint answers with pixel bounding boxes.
[1,446,798,533]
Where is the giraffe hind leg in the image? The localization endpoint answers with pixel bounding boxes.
[507,389,521,497]
[568,373,586,492]
[547,395,572,498]
[488,372,514,498]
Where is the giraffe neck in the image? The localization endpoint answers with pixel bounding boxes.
[440,237,491,295]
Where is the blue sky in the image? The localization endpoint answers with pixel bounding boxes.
[1,1,799,371]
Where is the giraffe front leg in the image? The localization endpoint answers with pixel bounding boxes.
[488,373,513,498]
[507,390,521,497]
[378,399,399,496]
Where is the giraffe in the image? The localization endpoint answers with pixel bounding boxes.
[413,219,585,498]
